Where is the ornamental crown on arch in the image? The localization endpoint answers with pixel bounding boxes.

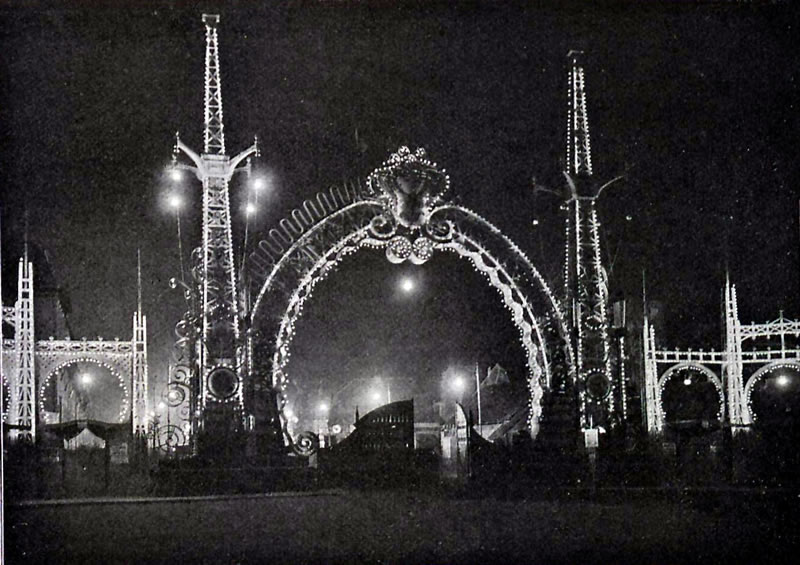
[366,146,452,265]
[367,146,450,230]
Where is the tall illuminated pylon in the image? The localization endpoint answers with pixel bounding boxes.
[171,14,258,435]
[562,50,619,432]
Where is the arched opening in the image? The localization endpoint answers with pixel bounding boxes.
[660,365,723,431]
[283,249,530,443]
[40,360,129,424]
[246,149,572,449]
[748,364,800,430]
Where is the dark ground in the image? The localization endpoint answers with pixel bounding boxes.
[6,488,799,565]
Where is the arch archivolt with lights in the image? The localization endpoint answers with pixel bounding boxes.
[247,147,575,445]
[743,361,800,422]
[657,362,725,422]
[37,355,131,423]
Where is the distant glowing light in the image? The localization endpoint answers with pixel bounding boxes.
[318,402,329,414]
[776,375,790,388]
[284,407,295,419]
[245,202,257,216]
[451,376,466,394]
[370,390,382,403]
[683,376,692,386]
[252,177,266,191]
[168,194,182,209]
[532,219,539,226]
[80,374,92,385]
[169,168,183,182]
[399,277,415,293]
[158,401,167,411]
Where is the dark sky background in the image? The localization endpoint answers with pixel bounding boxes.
[2,1,798,425]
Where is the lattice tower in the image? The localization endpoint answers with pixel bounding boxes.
[172,14,258,425]
[563,50,615,431]
[132,250,149,434]
[724,279,749,427]
[11,253,35,441]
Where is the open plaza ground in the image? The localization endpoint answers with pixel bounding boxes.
[6,487,799,564]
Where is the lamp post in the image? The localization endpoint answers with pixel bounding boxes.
[448,367,483,435]
[167,193,186,284]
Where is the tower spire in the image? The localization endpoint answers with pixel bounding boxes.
[566,50,593,179]
[562,50,615,433]
[170,14,259,454]
[203,13,225,155]
[137,247,142,315]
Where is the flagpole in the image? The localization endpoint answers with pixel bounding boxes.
[475,362,482,434]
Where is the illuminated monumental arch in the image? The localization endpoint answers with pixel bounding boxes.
[166,15,622,457]
[243,53,628,452]
[1,247,149,443]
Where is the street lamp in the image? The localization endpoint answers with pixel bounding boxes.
[252,176,266,191]
[167,193,186,283]
[447,365,483,434]
[450,375,466,396]
[776,374,790,388]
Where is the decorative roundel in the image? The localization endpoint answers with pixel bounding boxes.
[585,372,611,400]
[208,367,239,400]
[292,430,319,457]
[156,424,186,452]
[386,235,413,264]
[164,381,188,407]
[331,424,343,435]
[410,237,434,265]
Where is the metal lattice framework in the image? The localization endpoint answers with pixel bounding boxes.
[169,13,258,427]
[1,254,148,440]
[642,277,800,434]
[562,51,617,430]
[246,147,574,446]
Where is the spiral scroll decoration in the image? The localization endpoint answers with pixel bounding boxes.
[291,430,319,457]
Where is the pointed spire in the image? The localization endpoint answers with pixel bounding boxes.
[566,50,593,178]
[355,405,360,424]
[202,14,225,155]
[642,269,647,320]
[23,208,29,261]
[137,248,143,315]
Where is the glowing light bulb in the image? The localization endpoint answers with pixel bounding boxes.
[169,168,183,182]
[776,375,790,388]
[252,177,266,191]
[399,277,415,293]
[168,194,182,209]
[246,202,257,216]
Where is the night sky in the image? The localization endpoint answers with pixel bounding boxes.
[2,1,798,424]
